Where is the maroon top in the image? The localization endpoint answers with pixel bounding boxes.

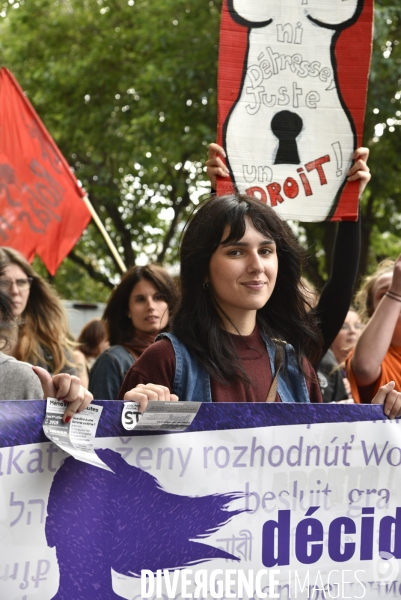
[118,327,322,403]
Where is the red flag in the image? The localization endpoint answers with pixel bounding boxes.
[0,68,91,274]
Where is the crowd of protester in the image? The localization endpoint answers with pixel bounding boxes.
[0,144,401,421]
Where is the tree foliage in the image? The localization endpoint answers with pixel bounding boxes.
[0,0,220,297]
[0,0,400,299]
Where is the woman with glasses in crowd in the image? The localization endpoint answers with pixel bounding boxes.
[0,284,43,399]
[0,247,77,375]
[0,265,92,414]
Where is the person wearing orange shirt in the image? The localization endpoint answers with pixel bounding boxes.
[346,256,401,414]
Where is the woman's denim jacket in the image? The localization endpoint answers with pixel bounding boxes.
[157,332,309,403]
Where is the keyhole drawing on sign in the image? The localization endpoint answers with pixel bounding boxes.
[223,0,363,221]
[271,110,303,165]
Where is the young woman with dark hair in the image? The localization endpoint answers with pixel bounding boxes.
[175,193,322,374]
[118,194,401,419]
[206,144,371,363]
[89,264,178,400]
[119,194,323,406]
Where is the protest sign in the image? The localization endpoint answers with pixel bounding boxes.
[217,0,373,222]
[0,68,91,274]
[0,401,400,599]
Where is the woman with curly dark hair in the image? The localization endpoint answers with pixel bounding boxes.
[89,264,178,399]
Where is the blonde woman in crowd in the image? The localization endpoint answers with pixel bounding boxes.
[346,256,401,411]
[0,268,91,414]
[0,247,77,375]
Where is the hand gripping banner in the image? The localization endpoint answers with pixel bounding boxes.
[217,0,374,222]
[0,68,91,274]
[1,401,401,599]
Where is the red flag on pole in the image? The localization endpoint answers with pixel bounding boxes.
[0,67,91,274]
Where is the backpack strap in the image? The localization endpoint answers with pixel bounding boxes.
[265,340,284,403]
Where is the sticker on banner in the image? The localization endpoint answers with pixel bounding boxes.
[121,401,141,430]
[121,400,201,431]
[43,397,112,471]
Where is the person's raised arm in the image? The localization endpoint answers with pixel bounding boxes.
[351,255,401,387]
[314,148,370,359]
